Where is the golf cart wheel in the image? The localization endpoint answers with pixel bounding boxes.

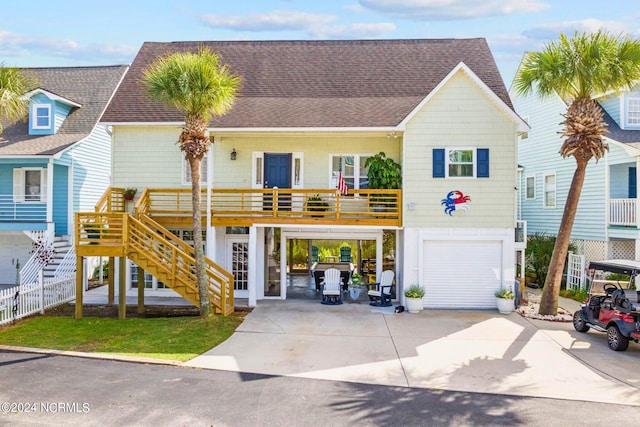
[607,325,629,351]
[573,311,590,333]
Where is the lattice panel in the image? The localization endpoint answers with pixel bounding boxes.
[571,240,606,264]
[608,240,635,260]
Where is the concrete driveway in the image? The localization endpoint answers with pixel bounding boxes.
[186,297,640,405]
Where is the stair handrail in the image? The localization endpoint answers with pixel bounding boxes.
[130,214,234,314]
[20,229,55,285]
[54,244,77,277]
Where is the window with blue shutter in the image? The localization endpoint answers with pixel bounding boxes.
[477,148,489,178]
[629,167,637,198]
[433,148,489,178]
[433,149,445,178]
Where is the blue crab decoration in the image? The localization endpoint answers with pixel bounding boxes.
[441,190,471,216]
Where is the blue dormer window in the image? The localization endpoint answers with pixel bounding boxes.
[32,103,51,129]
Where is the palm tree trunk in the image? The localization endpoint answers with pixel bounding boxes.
[189,156,211,317]
[539,158,588,315]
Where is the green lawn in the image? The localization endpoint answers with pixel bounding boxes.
[0,314,243,362]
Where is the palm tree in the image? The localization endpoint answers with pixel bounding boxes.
[143,47,241,317]
[513,30,640,315]
[0,63,31,135]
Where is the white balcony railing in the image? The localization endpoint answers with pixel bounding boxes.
[609,198,637,227]
[0,195,47,222]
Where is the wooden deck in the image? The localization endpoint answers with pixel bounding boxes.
[136,188,402,228]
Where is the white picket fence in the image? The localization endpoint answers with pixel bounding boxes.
[0,273,75,326]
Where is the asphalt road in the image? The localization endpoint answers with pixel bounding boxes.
[1,350,639,426]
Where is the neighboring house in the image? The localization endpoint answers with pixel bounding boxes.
[511,74,640,264]
[91,39,526,312]
[0,65,128,285]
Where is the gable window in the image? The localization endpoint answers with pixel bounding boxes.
[432,148,489,178]
[183,156,208,185]
[543,173,556,208]
[525,175,535,200]
[13,167,47,202]
[627,98,640,126]
[330,155,370,190]
[32,104,51,129]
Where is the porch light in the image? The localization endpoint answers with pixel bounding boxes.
[230,148,237,161]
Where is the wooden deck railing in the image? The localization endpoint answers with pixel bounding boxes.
[75,211,234,315]
[136,188,402,227]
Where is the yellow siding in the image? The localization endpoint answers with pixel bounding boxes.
[112,126,183,188]
[112,127,399,190]
[402,71,518,229]
[212,134,398,188]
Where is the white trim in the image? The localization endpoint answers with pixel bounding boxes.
[400,62,529,133]
[443,147,477,178]
[543,172,556,209]
[100,122,403,133]
[292,152,303,189]
[525,174,536,200]
[252,152,264,189]
[32,103,51,129]
[329,153,373,190]
[24,89,82,108]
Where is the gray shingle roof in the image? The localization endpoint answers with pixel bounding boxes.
[0,65,128,156]
[602,106,640,145]
[102,39,512,127]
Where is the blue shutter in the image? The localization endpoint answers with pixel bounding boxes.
[477,148,489,178]
[433,149,445,178]
[629,167,637,198]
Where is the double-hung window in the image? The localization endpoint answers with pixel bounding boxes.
[13,167,47,202]
[432,148,489,178]
[525,176,536,200]
[543,173,556,208]
[32,104,51,129]
[627,98,640,127]
[330,155,370,191]
[183,156,208,185]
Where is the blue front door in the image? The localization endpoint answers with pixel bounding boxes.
[264,153,291,210]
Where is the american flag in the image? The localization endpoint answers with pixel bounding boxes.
[337,170,348,195]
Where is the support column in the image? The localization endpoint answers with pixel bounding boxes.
[137,265,145,314]
[75,256,84,319]
[118,257,126,319]
[108,256,115,305]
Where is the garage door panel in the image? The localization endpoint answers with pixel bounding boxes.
[423,241,501,309]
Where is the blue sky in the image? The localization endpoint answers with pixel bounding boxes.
[1,0,639,85]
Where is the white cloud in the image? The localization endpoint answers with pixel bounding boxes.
[200,9,395,39]
[201,10,337,32]
[359,0,549,20]
[522,19,638,40]
[0,30,136,64]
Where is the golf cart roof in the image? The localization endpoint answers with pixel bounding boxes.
[589,259,640,275]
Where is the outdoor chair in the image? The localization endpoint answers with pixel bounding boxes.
[368,270,395,307]
[321,268,343,305]
[340,246,352,263]
[311,245,319,263]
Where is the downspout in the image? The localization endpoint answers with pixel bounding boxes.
[205,136,214,259]
[46,158,54,235]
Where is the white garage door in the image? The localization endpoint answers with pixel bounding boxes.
[423,240,502,309]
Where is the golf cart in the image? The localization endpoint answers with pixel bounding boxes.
[573,260,640,351]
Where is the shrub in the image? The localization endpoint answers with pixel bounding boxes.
[404,285,425,298]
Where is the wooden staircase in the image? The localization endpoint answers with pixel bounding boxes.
[127,214,234,314]
[76,209,234,316]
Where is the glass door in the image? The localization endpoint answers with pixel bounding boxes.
[227,237,249,298]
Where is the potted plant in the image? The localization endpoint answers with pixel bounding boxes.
[495,288,515,314]
[348,273,364,300]
[306,194,329,217]
[83,222,104,243]
[364,152,401,212]
[123,187,137,201]
[404,284,425,313]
